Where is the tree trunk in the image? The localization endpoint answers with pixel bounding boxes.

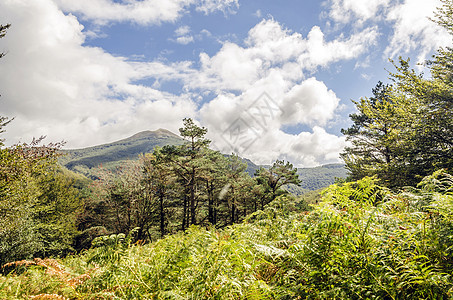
[190,167,196,225]
[159,188,165,238]
[182,193,187,231]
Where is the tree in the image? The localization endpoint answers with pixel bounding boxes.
[86,160,156,240]
[341,0,453,187]
[178,118,211,226]
[389,58,453,183]
[142,151,177,238]
[255,160,301,208]
[0,138,82,264]
[223,154,256,224]
[340,82,403,185]
[158,118,211,229]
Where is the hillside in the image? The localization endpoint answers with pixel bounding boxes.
[297,163,347,190]
[59,129,346,190]
[59,129,185,177]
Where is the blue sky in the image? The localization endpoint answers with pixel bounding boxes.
[0,0,450,166]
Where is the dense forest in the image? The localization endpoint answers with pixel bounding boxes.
[1,0,453,298]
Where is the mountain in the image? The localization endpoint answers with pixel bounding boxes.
[60,129,347,191]
[59,129,184,178]
[297,163,347,190]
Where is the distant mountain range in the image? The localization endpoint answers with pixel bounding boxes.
[59,129,347,191]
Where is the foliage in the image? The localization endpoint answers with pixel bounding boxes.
[297,163,347,191]
[2,172,453,298]
[341,0,453,187]
[80,119,278,244]
[255,160,301,207]
[59,129,184,179]
[0,137,83,265]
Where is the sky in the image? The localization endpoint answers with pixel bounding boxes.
[0,0,450,167]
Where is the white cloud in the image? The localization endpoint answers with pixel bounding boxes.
[0,0,196,148]
[210,126,346,167]
[324,0,450,63]
[173,25,194,44]
[194,19,375,165]
[0,2,374,166]
[175,36,195,45]
[385,0,450,62]
[175,25,191,36]
[326,0,390,24]
[196,0,239,15]
[54,0,238,25]
[185,19,378,92]
[280,78,340,126]
[297,25,378,70]
[286,127,347,167]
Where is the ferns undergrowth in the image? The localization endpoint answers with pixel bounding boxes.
[2,171,453,299]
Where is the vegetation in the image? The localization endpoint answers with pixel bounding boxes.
[341,0,453,187]
[297,163,347,191]
[2,172,453,299]
[0,133,85,265]
[59,129,185,179]
[2,1,453,298]
[79,118,301,244]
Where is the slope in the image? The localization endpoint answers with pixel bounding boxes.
[59,129,184,177]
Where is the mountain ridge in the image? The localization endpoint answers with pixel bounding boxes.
[59,129,185,177]
[59,129,347,190]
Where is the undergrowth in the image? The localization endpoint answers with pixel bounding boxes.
[2,171,453,299]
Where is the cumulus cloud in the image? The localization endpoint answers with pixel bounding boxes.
[297,25,378,70]
[54,0,238,25]
[185,19,378,92]
[385,0,450,62]
[326,0,390,24]
[280,78,340,126]
[195,20,377,165]
[324,0,450,63]
[0,2,377,166]
[0,0,196,147]
[286,127,347,167]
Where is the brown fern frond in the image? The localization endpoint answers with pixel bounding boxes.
[29,294,68,300]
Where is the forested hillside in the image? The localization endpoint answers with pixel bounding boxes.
[1,1,453,299]
[60,129,345,190]
[297,164,347,190]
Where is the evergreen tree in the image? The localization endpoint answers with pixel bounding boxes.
[255,160,301,208]
[340,82,403,185]
[158,118,211,229]
[342,0,453,187]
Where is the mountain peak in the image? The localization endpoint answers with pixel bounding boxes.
[129,129,180,140]
[60,128,184,174]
